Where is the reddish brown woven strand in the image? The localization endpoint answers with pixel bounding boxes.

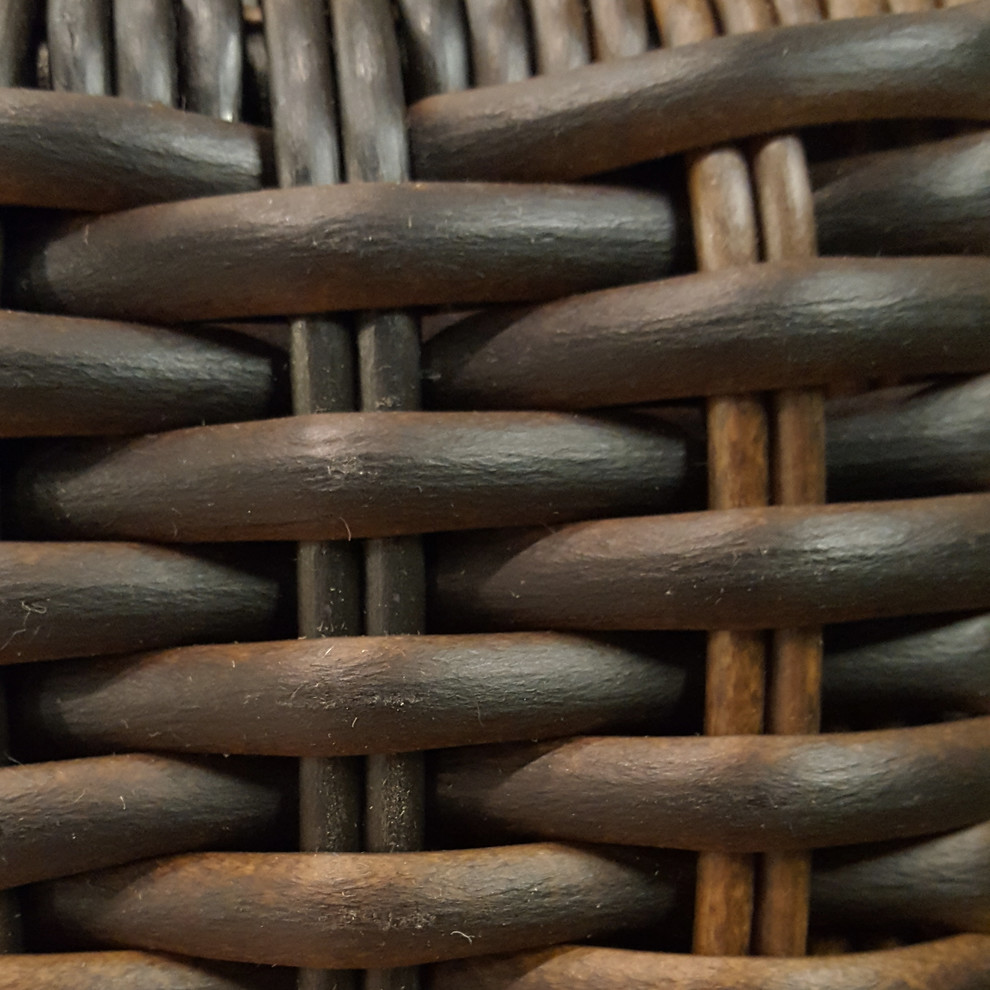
[650,0,765,956]
[0,3,988,984]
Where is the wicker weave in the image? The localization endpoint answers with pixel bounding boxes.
[1,1,989,988]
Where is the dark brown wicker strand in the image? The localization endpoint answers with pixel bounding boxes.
[177,0,243,122]
[8,410,696,541]
[5,182,682,323]
[395,0,470,100]
[0,311,285,436]
[0,3,36,952]
[0,541,286,665]
[408,2,990,181]
[431,718,990,852]
[814,129,990,256]
[113,0,177,106]
[10,617,989,759]
[8,631,694,757]
[47,0,111,95]
[0,1,38,90]
[0,951,295,990]
[2,369,986,502]
[429,935,990,990]
[329,4,429,987]
[24,845,684,970]
[812,819,990,935]
[432,493,990,631]
[0,1,987,983]
[0,753,290,890]
[261,3,363,988]
[424,257,990,410]
[463,0,532,86]
[0,88,274,211]
[20,825,990,969]
[528,0,591,76]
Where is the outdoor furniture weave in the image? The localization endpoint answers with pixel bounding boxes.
[0,1,988,988]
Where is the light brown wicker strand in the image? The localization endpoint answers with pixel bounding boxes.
[527,0,591,74]
[589,0,652,60]
[262,3,363,989]
[888,0,936,12]
[827,0,885,15]
[650,0,767,957]
[715,0,827,957]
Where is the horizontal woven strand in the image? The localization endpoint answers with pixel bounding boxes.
[815,130,990,256]
[0,952,292,990]
[815,820,990,935]
[3,373,984,503]
[13,615,989,757]
[0,310,284,436]
[424,257,990,409]
[0,96,983,257]
[10,411,693,542]
[826,375,990,501]
[433,493,990,630]
[429,935,990,990]
[408,2,990,180]
[433,718,990,851]
[15,398,990,542]
[9,632,694,757]
[0,1,37,89]
[21,830,988,967]
[0,542,286,665]
[0,88,272,211]
[6,183,680,323]
[24,845,681,969]
[823,612,990,716]
[0,753,289,890]
[13,935,990,990]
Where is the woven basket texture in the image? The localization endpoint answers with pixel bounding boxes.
[0,1,988,988]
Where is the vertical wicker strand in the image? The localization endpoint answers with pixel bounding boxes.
[0,0,37,90]
[650,0,766,957]
[112,0,177,105]
[463,0,533,86]
[1,0,42,953]
[711,0,827,958]
[527,0,591,75]
[395,0,470,99]
[262,4,364,990]
[329,3,426,988]
[177,0,244,122]
[46,0,112,94]
[589,0,651,61]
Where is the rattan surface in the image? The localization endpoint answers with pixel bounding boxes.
[0,3,988,990]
